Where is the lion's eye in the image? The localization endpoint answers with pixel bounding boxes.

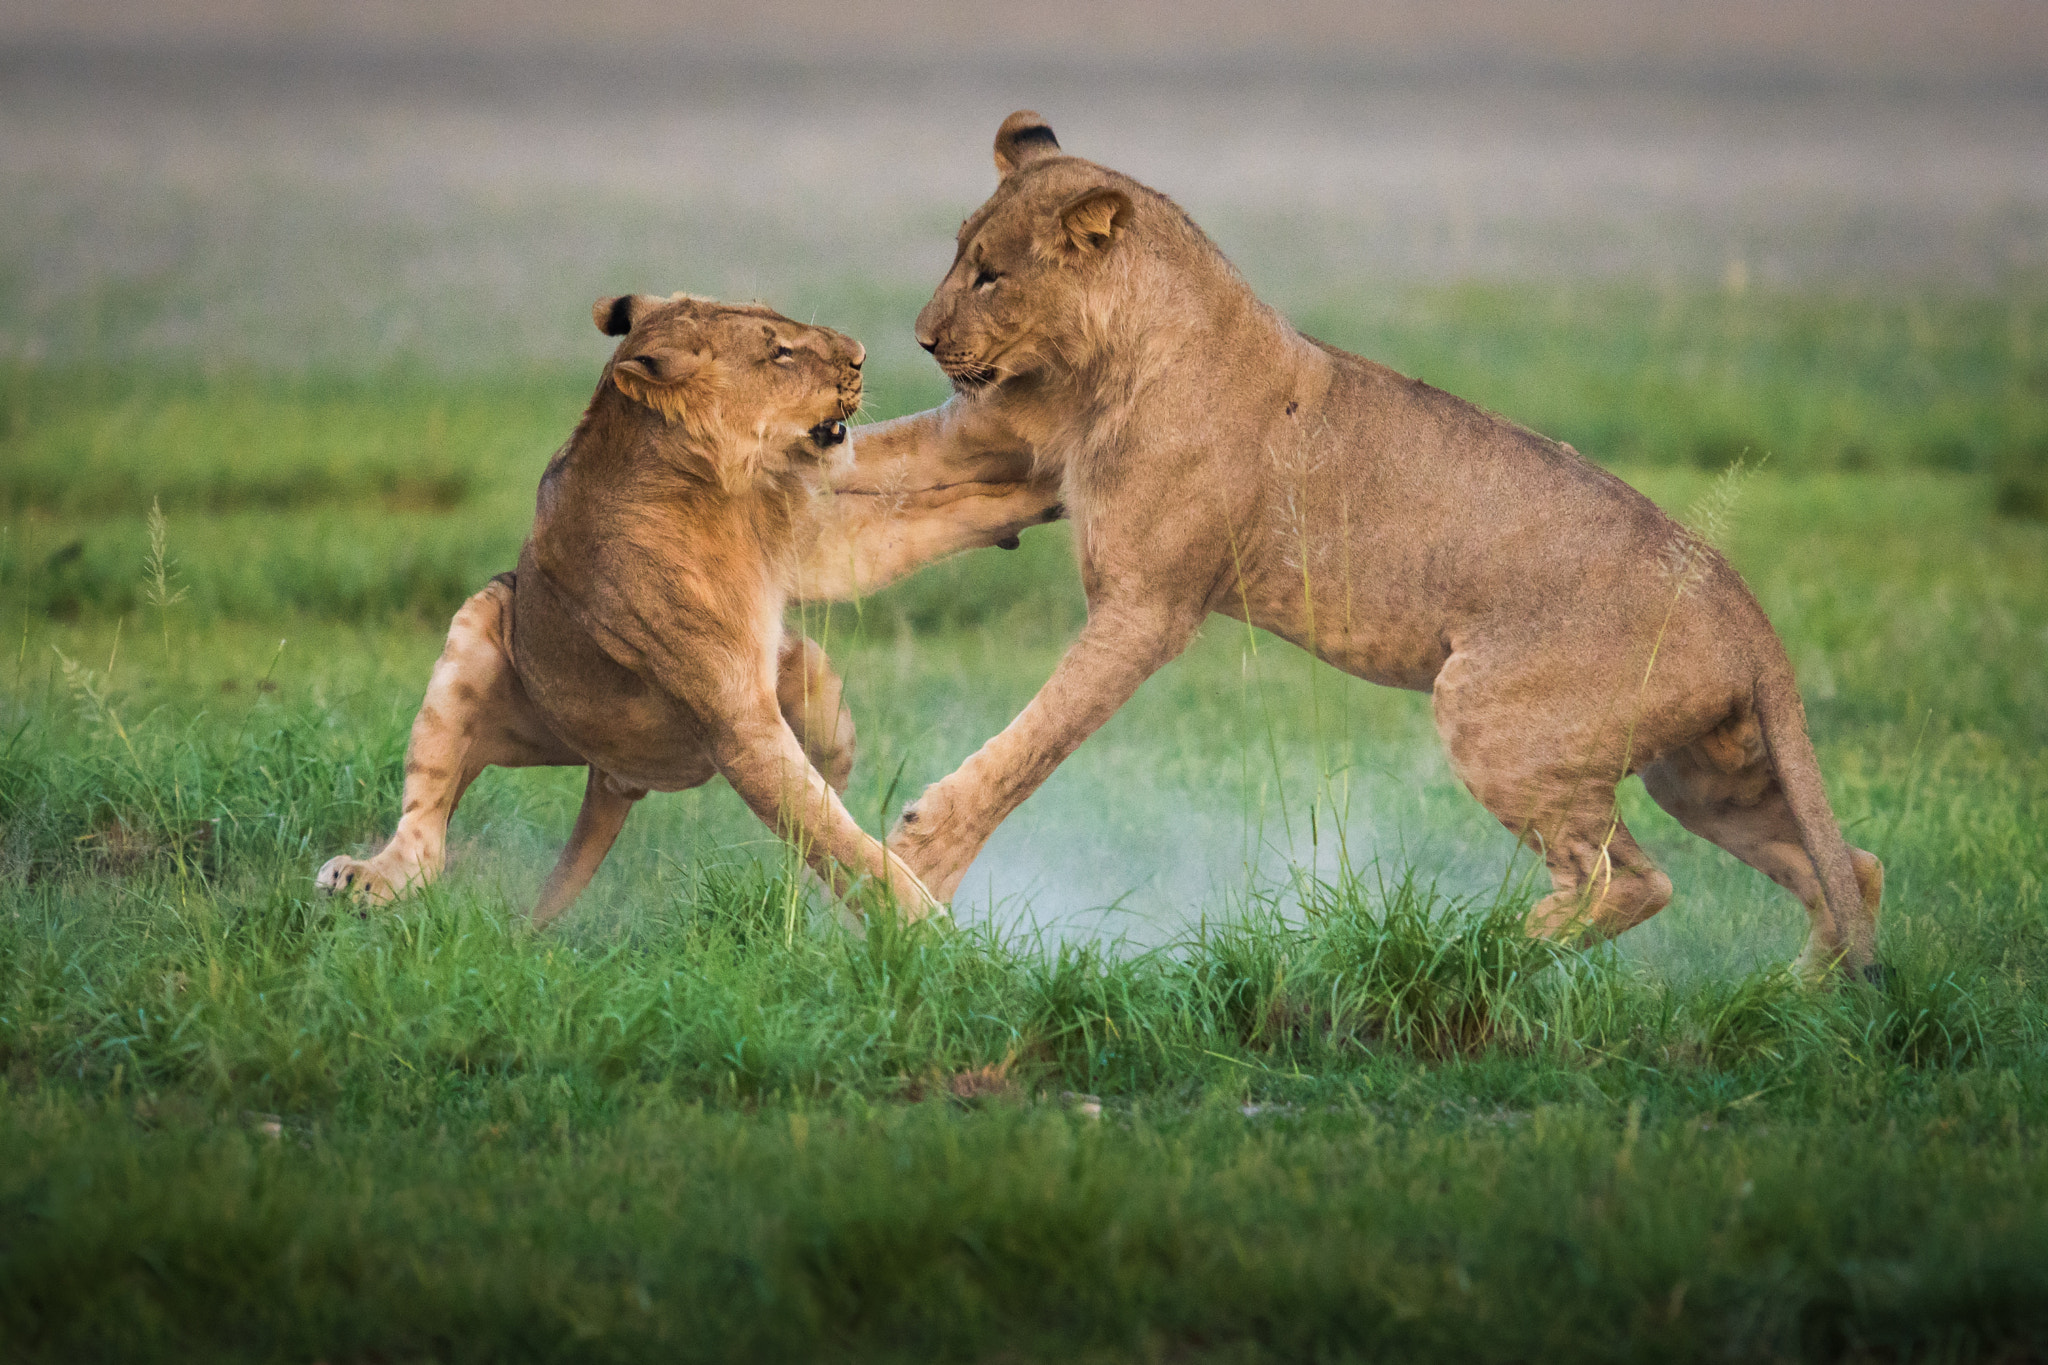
[972,268,1000,291]
[771,343,795,363]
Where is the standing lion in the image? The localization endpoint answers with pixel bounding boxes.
[860,113,1883,977]
[320,292,1061,924]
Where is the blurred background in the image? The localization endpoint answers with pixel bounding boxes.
[6,1,2046,370]
[2,2,2043,953]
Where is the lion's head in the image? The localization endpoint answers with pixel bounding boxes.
[914,111,1164,392]
[594,292,865,493]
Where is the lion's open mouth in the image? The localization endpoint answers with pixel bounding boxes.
[809,418,848,447]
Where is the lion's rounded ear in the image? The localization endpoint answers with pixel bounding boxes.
[594,293,657,336]
[994,110,1060,179]
[612,348,713,425]
[614,349,704,386]
[1057,186,1133,252]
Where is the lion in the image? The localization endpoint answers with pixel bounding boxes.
[858,112,1884,977]
[317,291,1062,925]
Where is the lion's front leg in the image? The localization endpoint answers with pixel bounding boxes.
[792,399,1062,601]
[777,632,856,793]
[318,577,579,905]
[715,693,942,921]
[794,483,1065,601]
[888,596,1201,902]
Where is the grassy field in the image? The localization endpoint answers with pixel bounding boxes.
[3,280,2046,1361]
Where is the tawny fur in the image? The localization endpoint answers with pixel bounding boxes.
[318,292,1063,924]
[867,112,1882,976]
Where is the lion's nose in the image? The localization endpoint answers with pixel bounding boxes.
[914,299,943,354]
[849,342,865,369]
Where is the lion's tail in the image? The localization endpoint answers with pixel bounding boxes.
[1753,665,1871,973]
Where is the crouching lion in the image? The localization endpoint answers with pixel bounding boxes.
[318,292,1062,924]
[860,112,1883,976]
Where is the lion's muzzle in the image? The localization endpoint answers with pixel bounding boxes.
[933,351,997,390]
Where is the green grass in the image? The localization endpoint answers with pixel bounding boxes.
[3,280,2046,1361]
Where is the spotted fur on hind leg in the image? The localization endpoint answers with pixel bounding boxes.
[316,576,576,908]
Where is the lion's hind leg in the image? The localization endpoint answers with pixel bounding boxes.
[529,769,647,926]
[1641,742,1883,976]
[318,577,579,906]
[1518,807,1674,943]
[1432,653,1673,944]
